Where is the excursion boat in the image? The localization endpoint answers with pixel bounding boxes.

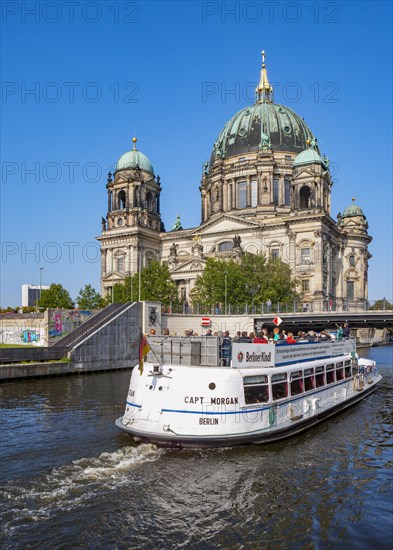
[115,336,381,448]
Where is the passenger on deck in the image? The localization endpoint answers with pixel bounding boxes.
[280,330,287,340]
[253,332,268,344]
[273,327,280,342]
[233,331,241,342]
[237,331,252,343]
[220,332,232,366]
[206,329,213,336]
[286,332,297,344]
[306,330,316,342]
[343,323,351,339]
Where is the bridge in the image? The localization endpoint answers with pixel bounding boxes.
[254,310,393,331]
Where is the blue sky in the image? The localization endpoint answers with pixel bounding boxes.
[1,0,392,306]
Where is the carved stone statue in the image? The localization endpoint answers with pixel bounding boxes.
[101,217,106,231]
[203,161,209,176]
[233,234,242,249]
[169,243,178,258]
[259,132,271,151]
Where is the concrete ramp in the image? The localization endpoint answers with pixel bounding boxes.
[68,302,142,372]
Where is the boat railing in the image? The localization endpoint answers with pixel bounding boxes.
[146,336,357,368]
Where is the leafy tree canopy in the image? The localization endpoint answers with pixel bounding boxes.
[105,261,178,307]
[76,284,105,309]
[190,253,299,307]
[370,298,393,310]
[38,283,74,310]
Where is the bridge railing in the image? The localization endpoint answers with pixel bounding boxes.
[162,299,393,316]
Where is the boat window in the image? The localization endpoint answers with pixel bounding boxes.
[345,366,352,378]
[336,361,343,367]
[244,375,268,385]
[272,373,288,400]
[326,366,335,384]
[304,371,315,391]
[290,371,302,380]
[344,360,351,366]
[243,378,269,404]
[290,377,303,396]
[272,373,287,382]
[315,366,325,388]
[336,367,344,380]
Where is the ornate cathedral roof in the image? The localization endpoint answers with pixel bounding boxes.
[210,52,315,162]
[293,142,326,169]
[115,137,154,175]
[342,198,365,218]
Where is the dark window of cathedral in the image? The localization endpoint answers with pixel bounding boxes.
[271,248,280,260]
[109,191,112,211]
[301,247,311,264]
[302,279,310,292]
[349,255,356,266]
[146,191,152,211]
[284,178,291,206]
[273,178,279,205]
[251,181,257,207]
[238,182,247,209]
[285,155,291,161]
[117,256,125,273]
[118,190,126,209]
[219,241,234,252]
[134,187,139,206]
[299,186,310,209]
[347,281,355,300]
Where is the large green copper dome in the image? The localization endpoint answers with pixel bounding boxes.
[211,102,315,161]
[115,140,154,175]
[210,54,316,162]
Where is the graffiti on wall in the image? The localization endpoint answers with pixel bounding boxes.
[48,309,95,342]
[0,326,44,346]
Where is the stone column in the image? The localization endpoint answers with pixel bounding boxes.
[223,181,228,212]
[101,249,107,277]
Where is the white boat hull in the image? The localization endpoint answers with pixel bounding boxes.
[116,348,381,448]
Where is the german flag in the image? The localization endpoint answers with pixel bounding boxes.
[139,334,150,375]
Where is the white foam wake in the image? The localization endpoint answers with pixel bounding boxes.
[1,444,162,531]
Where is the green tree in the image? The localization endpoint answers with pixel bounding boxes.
[190,253,299,308]
[76,284,104,309]
[106,261,178,307]
[370,298,393,310]
[38,283,74,309]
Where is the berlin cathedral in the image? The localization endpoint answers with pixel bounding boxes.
[97,53,371,309]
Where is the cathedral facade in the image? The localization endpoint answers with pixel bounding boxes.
[97,54,371,309]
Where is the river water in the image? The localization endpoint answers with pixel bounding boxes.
[1,346,392,549]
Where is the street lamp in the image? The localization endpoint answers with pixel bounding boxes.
[138,245,144,302]
[224,269,228,315]
[246,283,261,313]
[39,267,43,309]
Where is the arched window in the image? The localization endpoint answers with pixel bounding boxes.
[251,180,257,207]
[273,178,279,205]
[134,187,139,207]
[299,186,310,209]
[146,191,152,211]
[237,182,247,209]
[284,178,291,206]
[118,190,126,209]
[219,241,234,252]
